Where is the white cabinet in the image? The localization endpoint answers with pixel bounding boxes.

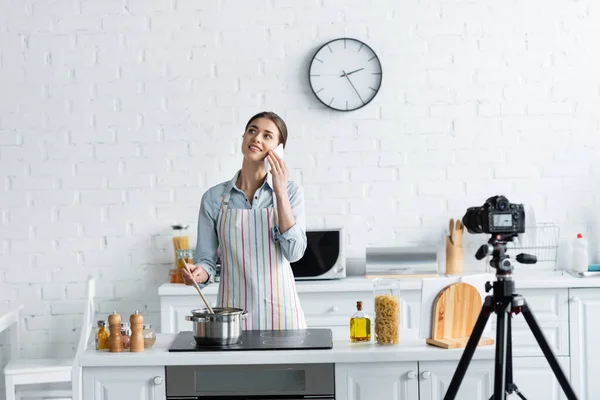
[160,287,422,334]
[569,288,600,400]
[490,289,570,357]
[419,357,570,400]
[335,362,419,400]
[336,357,570,400]
[419,359,493,400]
[83,367,165,400]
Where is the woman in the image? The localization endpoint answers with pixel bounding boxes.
[182,111,308,331]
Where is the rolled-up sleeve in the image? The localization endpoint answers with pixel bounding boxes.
[273,182,307,263]
[194,190,218,288]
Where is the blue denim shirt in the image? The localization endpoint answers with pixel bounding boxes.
[195,170,307,288]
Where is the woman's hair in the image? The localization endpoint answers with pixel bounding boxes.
[244,111,288,148]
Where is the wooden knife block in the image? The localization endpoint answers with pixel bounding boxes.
[426,282,494,349]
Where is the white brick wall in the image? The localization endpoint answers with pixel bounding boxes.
[1,0,599,362]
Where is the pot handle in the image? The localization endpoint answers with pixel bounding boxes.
[185,315,206,322]
[241,311,249,319]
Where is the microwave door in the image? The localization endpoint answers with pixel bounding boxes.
[291,231,341,279]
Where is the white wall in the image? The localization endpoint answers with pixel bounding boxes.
[0,0,599,358]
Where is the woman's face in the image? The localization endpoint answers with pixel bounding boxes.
[241,117,281,162]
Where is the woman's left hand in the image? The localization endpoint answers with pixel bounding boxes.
[267,150,288,196]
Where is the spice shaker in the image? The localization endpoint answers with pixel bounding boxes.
[108,312,123,352]
[143,324,156,349]
[95,320,109,351]
[120,322,131,350]
[129,310,144,352]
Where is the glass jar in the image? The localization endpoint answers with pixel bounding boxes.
[373,278,401,345]
[176,248,195,284]
[120,322,131,350]
[95,320,109,351]
[143,324,157,348]
[171,225,190,283]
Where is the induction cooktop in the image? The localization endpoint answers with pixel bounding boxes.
[168,329,333,352]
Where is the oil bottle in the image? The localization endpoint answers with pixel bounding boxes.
[350,301,371,342]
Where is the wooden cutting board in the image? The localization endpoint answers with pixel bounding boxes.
[426,282,494,349]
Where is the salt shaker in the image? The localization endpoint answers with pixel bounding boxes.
[129,310,144,352]
[108,311,123,352]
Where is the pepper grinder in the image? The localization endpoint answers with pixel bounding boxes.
[108,311,123,352]
[129,310,144,352]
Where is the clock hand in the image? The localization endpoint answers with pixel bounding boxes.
[340,68,364,78]
[341,70,365,105]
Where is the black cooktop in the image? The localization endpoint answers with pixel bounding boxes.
[168,329,333,352]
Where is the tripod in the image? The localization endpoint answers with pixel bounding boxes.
[443,234,579,400]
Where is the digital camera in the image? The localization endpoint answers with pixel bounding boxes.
[462,195,525,235]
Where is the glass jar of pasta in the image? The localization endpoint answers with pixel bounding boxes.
[176,248,195,284]
[171,225,190,284]
[373,278,401,345]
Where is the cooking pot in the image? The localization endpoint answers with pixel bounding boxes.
[185,307,248,346]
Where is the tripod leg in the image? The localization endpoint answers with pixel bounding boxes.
[444,297,493,400]
[493,300,509,400]
[521,302,579,400]
[505,314,528,400]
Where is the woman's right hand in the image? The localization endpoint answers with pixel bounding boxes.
[181,263,209,285]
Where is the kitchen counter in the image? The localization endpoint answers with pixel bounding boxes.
[78,332,496,367]
[158,269,600,296]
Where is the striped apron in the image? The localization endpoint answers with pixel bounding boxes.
[215,188,307,331]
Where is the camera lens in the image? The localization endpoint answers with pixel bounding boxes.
[462,207,484,234]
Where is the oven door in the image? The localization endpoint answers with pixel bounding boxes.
[166,363,334,399]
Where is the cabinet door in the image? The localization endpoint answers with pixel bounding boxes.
[335,362,419,400]
[419,357,570,400]
[83,367,166,400]
[419,359,493,400]
[160,295,218,333]
[569,288,600,400]
[490,289,569,357]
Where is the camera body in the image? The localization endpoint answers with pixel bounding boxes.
[462,195,525,235]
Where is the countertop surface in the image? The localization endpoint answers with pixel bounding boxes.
[79,331,497,367]
[158,269,600,296]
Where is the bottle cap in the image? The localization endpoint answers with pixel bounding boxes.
[577,233,583,239]
[356,301,363,310]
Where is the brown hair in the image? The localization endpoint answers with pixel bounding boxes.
[244,111,288,148]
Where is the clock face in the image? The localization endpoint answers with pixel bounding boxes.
[308,38,382,112]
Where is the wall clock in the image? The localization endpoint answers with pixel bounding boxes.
[308,38,383,112]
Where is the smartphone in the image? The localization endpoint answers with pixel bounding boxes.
[265,144,284,174]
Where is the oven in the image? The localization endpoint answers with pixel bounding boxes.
[166,363,334,399]
[291,228,345,280]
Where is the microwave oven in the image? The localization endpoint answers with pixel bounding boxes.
[291,228,345,280]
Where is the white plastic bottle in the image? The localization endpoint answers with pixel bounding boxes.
[572,233,589,273]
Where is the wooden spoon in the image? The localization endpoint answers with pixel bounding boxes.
[449,218,455,245]
[182,262,215,314]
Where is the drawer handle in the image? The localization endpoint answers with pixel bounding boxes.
[153,376,163,385]
[571,297,580,303]
[331,306,339,312]
[421,371,431,380]
[406,371,416,380]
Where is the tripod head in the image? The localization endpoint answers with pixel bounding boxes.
[475,233,537,275]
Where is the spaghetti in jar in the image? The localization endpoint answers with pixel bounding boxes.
[171,225,190,283]
[373,278,400,345]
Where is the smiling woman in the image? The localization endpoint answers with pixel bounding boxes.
[181,111,308,331]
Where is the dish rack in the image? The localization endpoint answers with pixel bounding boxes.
[506,223,560,267]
